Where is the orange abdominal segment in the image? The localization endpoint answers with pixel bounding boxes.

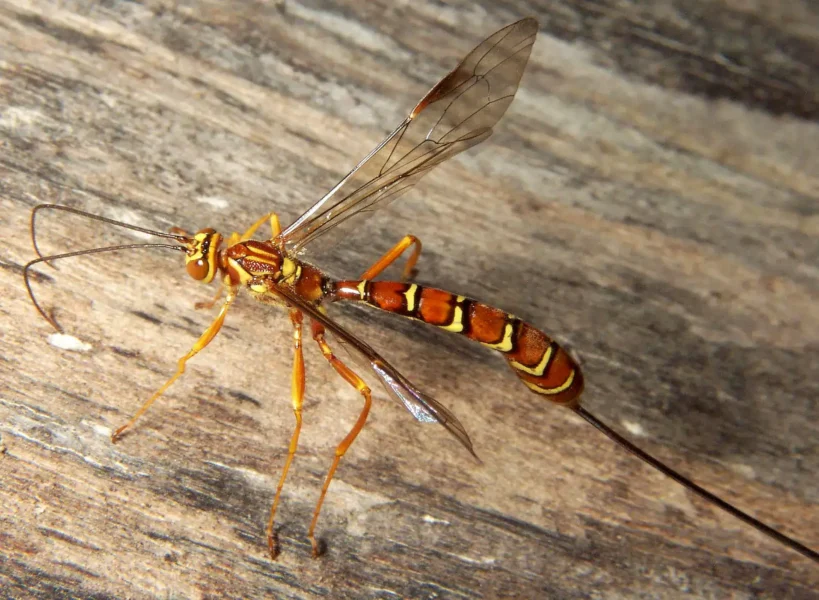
[332,279,582,406]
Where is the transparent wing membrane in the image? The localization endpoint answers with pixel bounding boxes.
[272,284,476,457]
[279,18,538,252]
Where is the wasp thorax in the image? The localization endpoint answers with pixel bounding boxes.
[185,228,222,283]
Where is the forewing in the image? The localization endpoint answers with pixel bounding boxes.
[370,360,477,458]
[272,284,476,457]
[278,18,538,253]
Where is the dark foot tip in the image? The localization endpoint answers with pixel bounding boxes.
[310,538,326,559]
[267,531,281,560]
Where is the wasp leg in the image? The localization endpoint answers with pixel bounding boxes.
[360,235,422,281]
[111,287,237,442]
[307,320,372,557]
[266,309,305,559]
[239,211,281,242]
[194,285,224,310]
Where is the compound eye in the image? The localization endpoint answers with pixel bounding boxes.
[186,258,210,280]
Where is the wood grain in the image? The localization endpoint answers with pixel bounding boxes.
[1,1,818,598]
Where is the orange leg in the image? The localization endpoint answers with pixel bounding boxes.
[360,235,421,281]
[195,286,224,310]
[266,309,305,559]
[307,320,372,557]
[111,286,237,442]
[234,211,281,244]
[174,211,280,245]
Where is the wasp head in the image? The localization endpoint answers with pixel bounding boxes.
[184,228,223,283]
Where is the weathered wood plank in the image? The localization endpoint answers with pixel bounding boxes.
[1,1,817,598]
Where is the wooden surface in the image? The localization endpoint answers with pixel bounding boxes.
[1,1,818,598]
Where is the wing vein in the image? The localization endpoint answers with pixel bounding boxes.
[277,18,538,255]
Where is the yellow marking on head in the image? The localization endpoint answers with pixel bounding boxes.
[509,345,554,377]
[403,284,418,313]
[187,232,208,260]
[481,322,514,352]
[522,369,576,396]
[440,304,464,333]
[185,231,221,283]
[184,235,206,266]
[357,280,369,299]
[250,282,268,293]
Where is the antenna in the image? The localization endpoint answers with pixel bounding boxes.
[25,204,188,332]
[571,406,818,562]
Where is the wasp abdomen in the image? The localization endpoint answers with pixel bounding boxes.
[333,280,583,406]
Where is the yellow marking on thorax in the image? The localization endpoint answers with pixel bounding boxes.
[439,295,466,333]
[248,255,280,267]
[509,345,553,377]
[235,250,282,279]
[522,369,576,395]
[403,284,419,312]
[481,321,514,352]
[248,244,281,259]
[228,257,253,285]
[281,258,296,278]
[280,257,302,284]
[357,280,369,299]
